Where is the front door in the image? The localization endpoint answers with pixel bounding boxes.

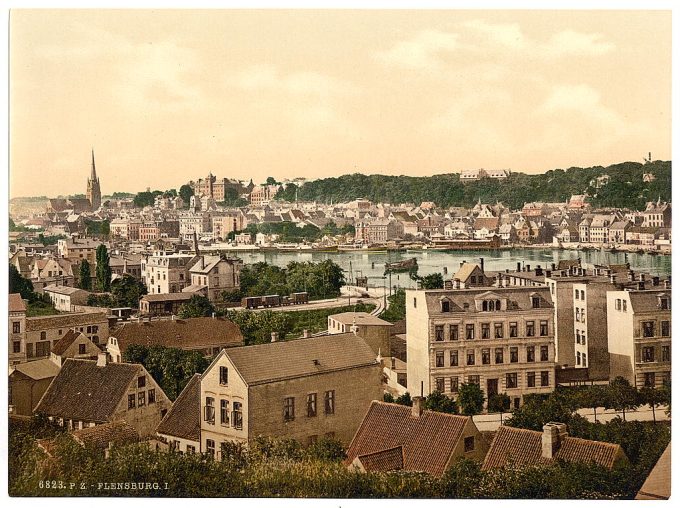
[487,378,498,397]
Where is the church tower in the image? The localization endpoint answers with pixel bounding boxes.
[87,149,102,211]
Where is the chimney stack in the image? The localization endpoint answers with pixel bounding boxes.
[609,274,616,284]
[479,257,485,273]
[628,271,635,282]
[517,262,521,272]
[535,265,543,276]
[526,264,531,272]
[638,281,646,290]
[652,276,660,286]
[551,263,556,271]
[271,331,279,342]
[96,352,108,367]
[546,270,552,278]
[542,422,568,459]
[412,396,425,418]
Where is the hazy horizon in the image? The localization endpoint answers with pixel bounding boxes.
[10,9,671,198]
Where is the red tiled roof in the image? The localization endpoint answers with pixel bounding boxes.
[72,421,140,450]
[155,374,201,442]
[355,446,404,472]
[345,401,470,477]
[482,426,625,471]
[9,293,27,313]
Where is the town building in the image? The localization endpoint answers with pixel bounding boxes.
[34,354,171,437]
[57,237,100,267]
[345,398,488,476]
[139,292,196,316]
[184,255,243,302]
[107,317,244,362]
[354,219,404,244]
[642,200,671,229]
[327,312,393,357]
[406,286,556,409]
[9,294,27,366]
[482,423,627,471]
[212,211,248,241]
[9,359,60,416]
[43,285,90,312]
[607,287,671,388]
[198,334,382,455]
[156,373,201,454]
[142,253,198,295]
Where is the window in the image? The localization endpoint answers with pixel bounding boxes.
[78,344,86,355]
[576,330,581,344]
[526,321,535,337]
[662,346,670,362]
[481,323,490,339]
[525,346,535,363]
[615,299,621,311]
[87,326,92,333]
[509,322,518,338]
[217,399,230,425]
[413,298,417,308]
[464,436,475,452]
[622,300,627,312]
[435,325,444,341]
[283,397,295,421]
[644,372,656,388]
[643,321,655,338]
[148,389,156,404]
[128,394,136,409]
[468,375,480,385]
[138,376,146,388]
[449,325,459,341]
[138,391,146,407]
[478,349,488,365]
[436,377,445,392]
[435,351,444,367]
[575,308,580,322]
[576,351,581,365]
[540,346,549,362]
[540,320,548,336]
[450,377,459,393]
[581,308,586,323]
[204,397,215,423]
[532,296,540,308]
[642,347,655,362]
[450,350,458,367]
[92,325,98,333]
[541,371,549,387]
[510,347,518,363]
[26,343,33,358]
[661,321,670,337]
[466,350,475,366]
[527,372,536,387]
[36,342,49,357]
[575,289,579,300]
[494,323,503,338]
[232,402,243,429]
[441,300,450,312]
[219,366,229,385]
[206,439,215,458]
[660,298,669,310]
[12,341,20,353]
[307,393,317,417]
[12,322,20,333]
[40,331,46,341]
[495,348,504,364]
[465,324,475,340]
[580,290,585,300]
[324,390,335,415]
[506,373,518,389]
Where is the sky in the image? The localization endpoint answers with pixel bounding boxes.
[9,9,672,198]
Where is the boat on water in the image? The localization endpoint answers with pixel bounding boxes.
[385,257,418,272]
[338,243,388,252]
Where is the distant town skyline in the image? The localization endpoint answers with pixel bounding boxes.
[10,9,671,198]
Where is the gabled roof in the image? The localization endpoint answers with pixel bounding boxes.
[9,293,27,313]
[110,317,243,352]
[26,312,108,332]
[220,334,378,386]
[51,329,83,356]
[482,425,624,471]
[452,263,484,283]
[329,312,392,327]
[345,401,472,477]
[72,421,140,450]
[43,285,88,296]
[354,446,404,472]
[156,374,201,442]
[34,359,141,423]
[628,290,671,313]
[10,358,60,381]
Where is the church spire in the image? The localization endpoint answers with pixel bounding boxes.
[90,148,98,182]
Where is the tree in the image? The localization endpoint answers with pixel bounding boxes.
[133,190,162,208]
[178,295,215,319]
[9,264,34,300]
[111,274,147,308]
[419,272,444,289]
[424,390,458,414]
[457,383,485,416]
[179,184,194,206]
[605,377,639,422]
[78,260,92,290]
[638,386,666,424]
[379,288,406,322]
[383,393,395,403]
[576,385,608,423]
[95,244,112,292]
[265,176,278,185]
[487,393,511,414]
[395,392,413,407]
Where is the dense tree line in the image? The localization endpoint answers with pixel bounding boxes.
[86,274,147,309]
[275,161,671,211]
[239,221,353,244]
[8,264,59,316]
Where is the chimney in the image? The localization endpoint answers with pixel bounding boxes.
[609,274,616,284]
[96,352,108,367]
[460,261,465,268]
[628,271,635,282]
[535,265,543,276]
[302,329,310,338]
[271,331,279,342]
[453,278,461,289]
[638,281,645,290]
[526,264,531,272]
[652,276,660,286]
[546,270,552,278]
[640,273,646,282]
[479,257,485,273]
[412,396,425,418]
[517,262,521,272]
[664,279,670,289]
[542,422,568,459]
[212,312,216,319]
[551,263,556,271]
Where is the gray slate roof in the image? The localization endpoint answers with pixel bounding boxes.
[156,374,201,441]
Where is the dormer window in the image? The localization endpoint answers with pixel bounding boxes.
[659,297,670,310]
[531,296,541,308]
[441,300,450,313]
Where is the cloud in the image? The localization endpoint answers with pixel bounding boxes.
[543,30,615,57]
[375,29,460,70]
[461,20,526,49]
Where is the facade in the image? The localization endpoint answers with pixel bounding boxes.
[354,219,404,244]
[139,292,196,316]
[57,238,100,267]
[43,285,90,312]
[142,253,197,295]
[34,355,171,437]
[607,288,671,388]
[327,312,393,357]
[9,359,61,416]
[199,334,382,456]
[345,399,488,476]
[406,286,556,408]
[212,211,248,241]
[185,255,243,302]
[9,294,27,366]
